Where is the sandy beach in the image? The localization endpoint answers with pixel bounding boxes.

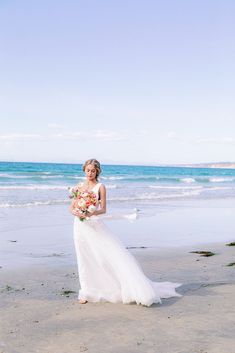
[1,241,235,353]
[1,0,235,348]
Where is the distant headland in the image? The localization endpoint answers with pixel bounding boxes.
[179,162,235,169]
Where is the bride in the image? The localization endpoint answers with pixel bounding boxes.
[70,158,182,306]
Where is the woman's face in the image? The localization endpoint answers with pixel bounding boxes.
[85,164,97,181]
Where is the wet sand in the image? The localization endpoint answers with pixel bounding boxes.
[1,242,235,353]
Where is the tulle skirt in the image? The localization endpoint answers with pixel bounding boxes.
[73,216,182,307]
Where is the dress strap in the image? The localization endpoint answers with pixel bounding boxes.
[93,182,101,192]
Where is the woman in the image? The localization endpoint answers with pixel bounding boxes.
[70,158,182,306]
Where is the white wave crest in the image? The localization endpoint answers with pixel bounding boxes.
[0,185,68,190]
[209,177,234,183]
[108,189,202,202]
[70,176,86,179]
[0,183,118,191]
[40,175,64,179]
[207,186,232,191]
[0,173,64,179]
[149,185,202,190]
[101,176,124,180]
[0,199,69,208]
[180,178,196,183]
[0,174,32,179]
[106,184,118,189]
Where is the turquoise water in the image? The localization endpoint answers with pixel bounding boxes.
[1,161,235,267]
[1,161,235,208]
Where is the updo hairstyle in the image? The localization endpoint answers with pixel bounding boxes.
[82,159,102,181]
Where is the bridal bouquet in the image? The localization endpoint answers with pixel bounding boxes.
[68,186,98,221]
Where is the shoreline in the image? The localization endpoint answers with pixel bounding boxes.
[1,237,235,272]
[1,239,235,273]
[1,197,235,271]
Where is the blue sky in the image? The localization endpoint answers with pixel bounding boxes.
[0,0,234,165]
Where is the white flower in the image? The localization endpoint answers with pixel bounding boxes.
[88,205,96,213]
[79,200,86,207]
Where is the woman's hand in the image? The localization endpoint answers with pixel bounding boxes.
[85,211,96,218]
[71,208,96,219]
[72,209,86,218]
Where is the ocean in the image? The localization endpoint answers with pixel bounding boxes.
[1,161,235,209]
[1,161,235,268]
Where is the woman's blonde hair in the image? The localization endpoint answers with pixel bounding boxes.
[82,159,102,181]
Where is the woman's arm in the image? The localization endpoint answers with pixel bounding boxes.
[69,199,76,215]
[91,184,106,216]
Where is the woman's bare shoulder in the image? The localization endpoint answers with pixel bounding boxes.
[99,183,106,195]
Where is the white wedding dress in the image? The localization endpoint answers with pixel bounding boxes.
[73,182,182,306]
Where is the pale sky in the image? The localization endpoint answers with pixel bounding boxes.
[0,0,234,165]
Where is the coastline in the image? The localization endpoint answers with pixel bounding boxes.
[1,195,235,352]
[1,241,235,353]
[1,197,235,270]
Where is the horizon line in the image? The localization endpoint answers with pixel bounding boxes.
[1,159,235,168]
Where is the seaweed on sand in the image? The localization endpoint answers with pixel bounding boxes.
[226,262,235,267]
[189,251,216,257]
[226,242,235,246]
[60,289,76,297]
